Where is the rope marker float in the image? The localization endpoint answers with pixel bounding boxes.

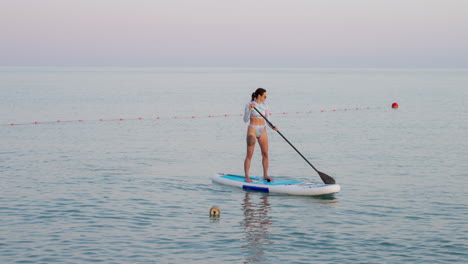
[1,105,387,127]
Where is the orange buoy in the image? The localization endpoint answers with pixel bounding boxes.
[392,102,399,109]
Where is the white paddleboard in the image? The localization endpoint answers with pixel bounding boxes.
[211,173,340,196]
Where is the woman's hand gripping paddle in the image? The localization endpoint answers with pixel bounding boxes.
[253,107,336,184]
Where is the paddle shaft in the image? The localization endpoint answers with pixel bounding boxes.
[253,107,336,184]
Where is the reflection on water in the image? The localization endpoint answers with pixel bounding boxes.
[241,192,273,263]
[307,193,340,205]
[239,192,339,262]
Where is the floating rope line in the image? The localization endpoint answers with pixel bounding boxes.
[1,106,383,127]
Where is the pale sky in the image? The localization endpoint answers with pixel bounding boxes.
[1,0,467,68]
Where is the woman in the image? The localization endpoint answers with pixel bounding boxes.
[243,88,278,182]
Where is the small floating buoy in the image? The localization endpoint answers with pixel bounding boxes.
[209,206,221,217]
[392,102,399,109]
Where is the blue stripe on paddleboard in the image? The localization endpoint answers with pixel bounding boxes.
[242,185,269,192]
[221,174,302,186]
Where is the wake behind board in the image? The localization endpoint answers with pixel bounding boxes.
[211,173,340,196]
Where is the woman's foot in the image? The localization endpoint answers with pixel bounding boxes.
[245,177,253,182]
[263,176,273,182]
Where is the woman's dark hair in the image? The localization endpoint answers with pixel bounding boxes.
[251,88,266,101]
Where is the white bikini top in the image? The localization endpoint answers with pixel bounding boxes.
[243,101,270,123]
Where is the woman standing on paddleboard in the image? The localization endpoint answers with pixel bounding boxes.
[243,88,278,182]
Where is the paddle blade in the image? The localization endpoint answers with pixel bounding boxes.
[318,171,336,184]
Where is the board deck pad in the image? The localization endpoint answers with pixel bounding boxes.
[221,174,302,185]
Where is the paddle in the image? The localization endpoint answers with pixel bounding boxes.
[253,107,336,184]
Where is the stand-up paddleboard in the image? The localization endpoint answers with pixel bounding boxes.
[211,173,340,196]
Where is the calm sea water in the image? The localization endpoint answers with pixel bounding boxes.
[1,67,467,263]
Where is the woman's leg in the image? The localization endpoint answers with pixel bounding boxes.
[258,129,273,181]
[244,127,257,182]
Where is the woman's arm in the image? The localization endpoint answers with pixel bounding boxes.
[243,103,251,123]
[265,105,277,130]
